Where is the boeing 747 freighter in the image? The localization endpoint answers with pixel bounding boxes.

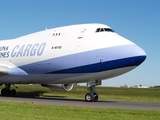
[0,23,146,102]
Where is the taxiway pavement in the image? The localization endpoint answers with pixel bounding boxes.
[0,96,160,110]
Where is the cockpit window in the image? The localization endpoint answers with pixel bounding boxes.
[104,28,114,32]
[95,28,114,33]
[100,28,104,32]
[96,28,101,32]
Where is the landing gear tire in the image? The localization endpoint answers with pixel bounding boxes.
[1,88,6,96]
[85,93,94,102]
[85,92,99,102]
[10,89,16,96]
[93,93,98,102]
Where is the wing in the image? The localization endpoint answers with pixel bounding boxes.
[0,60,28,76]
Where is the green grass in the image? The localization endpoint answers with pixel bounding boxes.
[2,84,159,102]
[0,102,160,120]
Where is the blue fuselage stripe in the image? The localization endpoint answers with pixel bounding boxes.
[46,56,145,74]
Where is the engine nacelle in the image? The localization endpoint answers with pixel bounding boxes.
[41,84,73,91]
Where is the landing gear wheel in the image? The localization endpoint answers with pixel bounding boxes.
[93,93,98,102]
[85,92,98,102]
[10,89,16,96]
[1,88,6,96]
[85,93,94,102]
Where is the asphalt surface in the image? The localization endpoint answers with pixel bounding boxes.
[0,96,160,110]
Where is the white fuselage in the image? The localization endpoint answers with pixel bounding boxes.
[0,24,146,84]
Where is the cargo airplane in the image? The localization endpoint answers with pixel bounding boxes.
[0,23,146,102]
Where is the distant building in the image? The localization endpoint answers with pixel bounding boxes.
[119,85,149,88]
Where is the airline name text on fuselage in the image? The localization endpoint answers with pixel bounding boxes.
[0,46,10,58]
[11,43,46,57]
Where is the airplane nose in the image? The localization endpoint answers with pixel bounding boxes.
[132,45,146,66]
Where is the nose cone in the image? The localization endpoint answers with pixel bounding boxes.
[132,45,146,66]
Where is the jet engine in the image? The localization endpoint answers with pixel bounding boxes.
[41,84,73,91]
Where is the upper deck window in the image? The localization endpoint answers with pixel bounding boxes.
[95,28,114,33]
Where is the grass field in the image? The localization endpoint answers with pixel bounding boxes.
[0,102,160,120]
[0,85,160,120]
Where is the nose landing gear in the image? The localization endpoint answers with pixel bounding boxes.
[85,80,101,102]
[85,86,98,102]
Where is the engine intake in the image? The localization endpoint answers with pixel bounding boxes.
[41,84,73,91]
